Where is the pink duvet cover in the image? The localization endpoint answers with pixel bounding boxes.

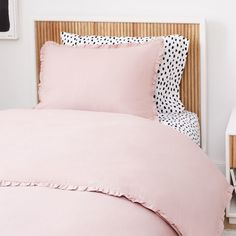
[0,109,232,236]
[0,187,176,236]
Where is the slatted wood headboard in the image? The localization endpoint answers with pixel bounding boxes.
[34,20,206,150]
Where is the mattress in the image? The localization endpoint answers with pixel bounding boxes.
[159,110,200,146]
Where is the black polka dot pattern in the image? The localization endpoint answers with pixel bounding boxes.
[60,32,189,114]
[158,111,200,146]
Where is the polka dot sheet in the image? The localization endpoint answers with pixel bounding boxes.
[158,111,200,146]
[60,32,189,114]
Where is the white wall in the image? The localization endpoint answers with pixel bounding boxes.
[0,0,236,170]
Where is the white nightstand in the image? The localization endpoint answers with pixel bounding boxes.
[226,108,236,224]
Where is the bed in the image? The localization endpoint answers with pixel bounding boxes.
[35,19,206,149]
[0,19,232,236]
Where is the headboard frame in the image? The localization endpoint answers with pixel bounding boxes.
[34,19,207,151]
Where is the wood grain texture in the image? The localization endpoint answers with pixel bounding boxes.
[35,21,201,121]
[229,136,236,168]
[224,217,236,229]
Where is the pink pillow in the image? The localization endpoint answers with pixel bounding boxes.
[36,40,164,119]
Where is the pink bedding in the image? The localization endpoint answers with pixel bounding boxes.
[0,188,176,236]
[37,40,163,119]
[0,109,232,236]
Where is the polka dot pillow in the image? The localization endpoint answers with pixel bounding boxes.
[60,32,189,114]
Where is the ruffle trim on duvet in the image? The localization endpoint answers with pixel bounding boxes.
[0,179,181,235]
[0,179,233,236]
[217,185,233,235]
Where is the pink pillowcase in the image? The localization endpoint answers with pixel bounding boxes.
[36,40,164,119]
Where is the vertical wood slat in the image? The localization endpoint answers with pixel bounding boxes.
[229,136,236,168]
[35,21,201,121]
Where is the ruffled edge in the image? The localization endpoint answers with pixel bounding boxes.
[150,39,164,119]
[216,184,234,235]
[1,178,233,236]
[0,179,182,235]
[40,38,163,52]
[36,39,164,119]
[35,40,48,108]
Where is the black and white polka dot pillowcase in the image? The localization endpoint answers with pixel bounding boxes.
[60,32,189,114]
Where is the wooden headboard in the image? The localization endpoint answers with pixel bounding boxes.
[34,19,206,150]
